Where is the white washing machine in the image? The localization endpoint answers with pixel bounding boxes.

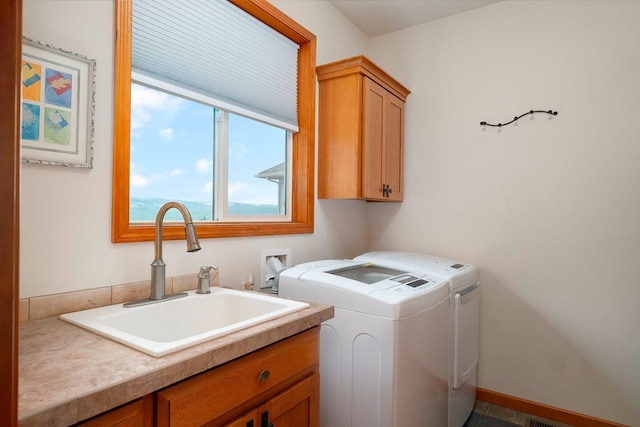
[354,251,480,427]
[278,259,450,427]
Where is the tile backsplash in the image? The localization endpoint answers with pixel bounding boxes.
[20,271,220,321]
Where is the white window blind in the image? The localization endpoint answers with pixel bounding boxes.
[132,0,300,131]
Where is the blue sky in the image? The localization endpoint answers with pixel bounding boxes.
[129,83,286,205]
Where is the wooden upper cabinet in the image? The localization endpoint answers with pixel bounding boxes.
[317,56,410,202]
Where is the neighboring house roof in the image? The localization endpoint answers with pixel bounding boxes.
[255,162,285,180]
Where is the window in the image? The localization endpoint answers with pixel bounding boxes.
[129,83,291,223]
[112,0,316,242]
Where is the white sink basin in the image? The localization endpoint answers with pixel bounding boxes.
[60,288,309,357]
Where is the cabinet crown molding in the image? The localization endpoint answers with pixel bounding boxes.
[317,55,410,101]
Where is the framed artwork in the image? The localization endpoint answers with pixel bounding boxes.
[21,37,96,168]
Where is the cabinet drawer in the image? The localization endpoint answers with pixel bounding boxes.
[156,327,319,427]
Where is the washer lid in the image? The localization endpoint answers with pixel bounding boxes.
[297,261,415,296]
[355,251,478,291]
[278,259,450,317]
[326,263,407,285]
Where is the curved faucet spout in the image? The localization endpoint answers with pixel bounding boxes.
[123,202,202,305]
[149,201,201,301]
[154,201,201,261]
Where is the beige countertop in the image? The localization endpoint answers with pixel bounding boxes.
[19,302,333,426]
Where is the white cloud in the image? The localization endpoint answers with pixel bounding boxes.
[159,127,174,141]
[170,168,185,176]
[130,162,158,188]
[203,181,213,193]
[196,158,213,172]
[130,173,151,188]
[130,84,183,130]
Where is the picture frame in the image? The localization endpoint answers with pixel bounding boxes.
[21,37,96,168]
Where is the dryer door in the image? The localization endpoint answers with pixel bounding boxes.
[453,281,480,389]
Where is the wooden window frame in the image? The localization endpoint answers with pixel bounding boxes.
[112,0,316,243]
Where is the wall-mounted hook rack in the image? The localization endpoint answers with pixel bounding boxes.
[480,109,558,127]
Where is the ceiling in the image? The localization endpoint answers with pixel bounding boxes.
[328,0,502,37]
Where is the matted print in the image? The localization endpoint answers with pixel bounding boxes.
[21,37,95,168]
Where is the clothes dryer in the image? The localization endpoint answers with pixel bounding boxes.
[278,259,450,427]
[354,251,479,427]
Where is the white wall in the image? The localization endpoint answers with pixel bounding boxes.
[20,0,369,298]
[366,1,640,424]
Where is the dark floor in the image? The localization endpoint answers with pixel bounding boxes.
[464,401,573,427]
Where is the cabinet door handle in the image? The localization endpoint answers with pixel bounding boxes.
[261,410,274,427]
[257,369,271,382]
[382,184,393,197]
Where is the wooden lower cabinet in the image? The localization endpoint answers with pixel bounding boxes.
[75,328,319,427]
[224,409,258,427]
[225,374,319,427]
[75,395,154,427]
[157,327,319,427]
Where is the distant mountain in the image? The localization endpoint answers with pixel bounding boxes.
[130,197,278,222]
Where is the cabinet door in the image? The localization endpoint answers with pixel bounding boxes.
[257,373,319,427]
[362,77,405,202]
[362,77,386,200]
[225,409,258,427]
[383,93,405,202]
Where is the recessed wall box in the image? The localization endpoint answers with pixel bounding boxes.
[260,248,291,289]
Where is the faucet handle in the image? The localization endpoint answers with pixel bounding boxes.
[196,265,218,294]
[198,265,218,278]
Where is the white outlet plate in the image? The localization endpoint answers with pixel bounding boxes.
[260,248,291,289]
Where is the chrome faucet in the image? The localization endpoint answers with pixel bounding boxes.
[124,201,201,307]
